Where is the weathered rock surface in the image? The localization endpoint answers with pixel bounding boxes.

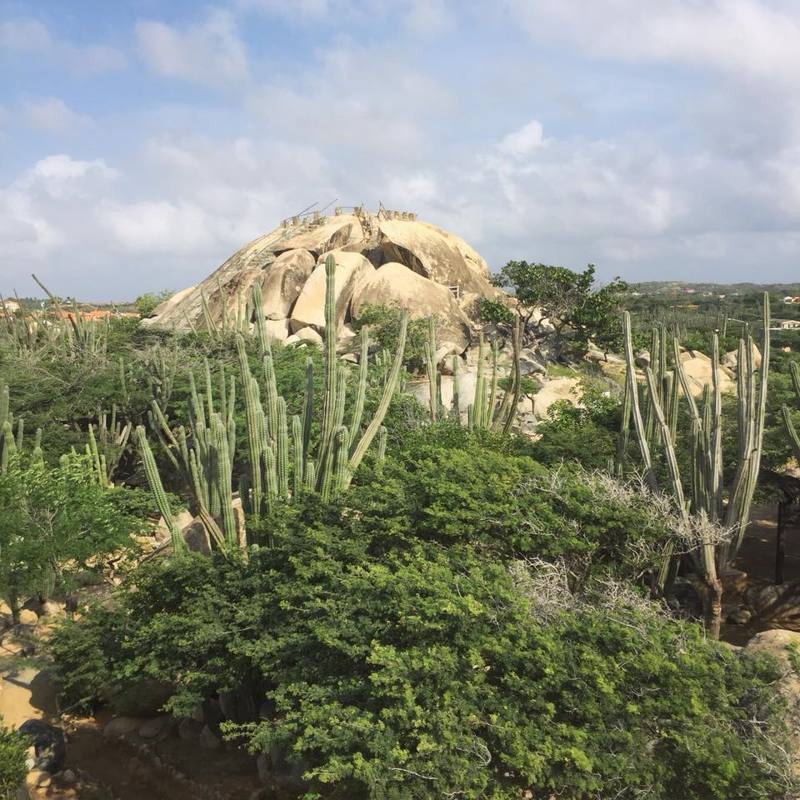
[532,377,581,419]
[273,215,363,257]
[351,262,471,350]
[144,210,502,340]
[679,350,736,397]
[722,341,763,371]
[377,219,495,297]
[103,716,143,739]
[291,251,375,332]
[744,629,800,777]
[259,249,316,320]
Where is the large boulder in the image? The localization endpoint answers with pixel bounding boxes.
[376,220,496,297]
[351,262,471,350]
[744,629,800,778]
[142,210,505,337]
[679,350,735,397]
[143,230,282,331]
[722,341,763,372]
[421,222,491,280]
[258,249,315,320]
[290,251,375,332]
[532,377,581,419]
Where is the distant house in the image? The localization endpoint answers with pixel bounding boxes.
[783,296,800,304]
[772,319,800,330]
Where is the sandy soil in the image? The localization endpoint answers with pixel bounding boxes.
[0,632,260,800]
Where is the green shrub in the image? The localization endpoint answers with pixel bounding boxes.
[50,538,792,800]
[352,304,428,373]
[0,453,139,617]
[0,722,27,799]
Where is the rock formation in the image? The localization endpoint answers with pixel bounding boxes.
[144,208,502,351]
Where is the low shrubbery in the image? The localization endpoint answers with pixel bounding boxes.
[50,432,796,799]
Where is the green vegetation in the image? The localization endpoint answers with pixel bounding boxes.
[0,721,27,799]
[51,431,793,799]
[1,264,799,799]
[134,290,173,318]
[489,261,628,356]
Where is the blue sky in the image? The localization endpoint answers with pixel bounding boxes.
[2,0,800,300]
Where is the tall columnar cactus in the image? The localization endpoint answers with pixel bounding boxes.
[0,383,12,472]
[424,317,441,422]
[621,293,770,636]
[136,426,186,555]
[782,361,800,462]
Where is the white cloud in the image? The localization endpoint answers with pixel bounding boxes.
[23,98,90,132]
[239,0,452,31]
[0,17,125,75]
[97,201,222,254]
[505,0,800,83]
[498,120,545,158]
[136,10,249,87]
[385,173,438,204]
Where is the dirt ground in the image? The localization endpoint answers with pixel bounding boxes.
[0,648,261,800]
[721,503,800,644]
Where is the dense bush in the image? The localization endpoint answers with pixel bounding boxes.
[529,380,622,471]
[52,540,792,800]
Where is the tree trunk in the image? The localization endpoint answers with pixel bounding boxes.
[704,577,723,640]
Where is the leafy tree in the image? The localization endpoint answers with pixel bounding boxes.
[0,453,138,620]
[477,297,514,325]
[491,261,627,355]
[134,290,173,318]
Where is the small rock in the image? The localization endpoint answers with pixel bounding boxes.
[26,769,50,788]
[182,519,212,556]
[199,724,221,750]
[727,607,752,625]
[294,327,323,345]
[137,716,174,739]
[40,601,65,618]
[19,609,38,626]
[103,716,142,738]
[189,703,204,723]
[60,769,76,784]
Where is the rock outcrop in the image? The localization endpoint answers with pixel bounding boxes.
[144,208,503,352]
[351,262,471,350]
[679,350,735,397]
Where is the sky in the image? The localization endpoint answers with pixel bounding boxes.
[2,0,800,301]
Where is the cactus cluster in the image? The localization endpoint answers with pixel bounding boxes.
[139,254,408,554]
[86,407,132,487]
[0,383,43,472]
[621,294,770,634]
[424,316,522,434]
[2,281,109,361]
